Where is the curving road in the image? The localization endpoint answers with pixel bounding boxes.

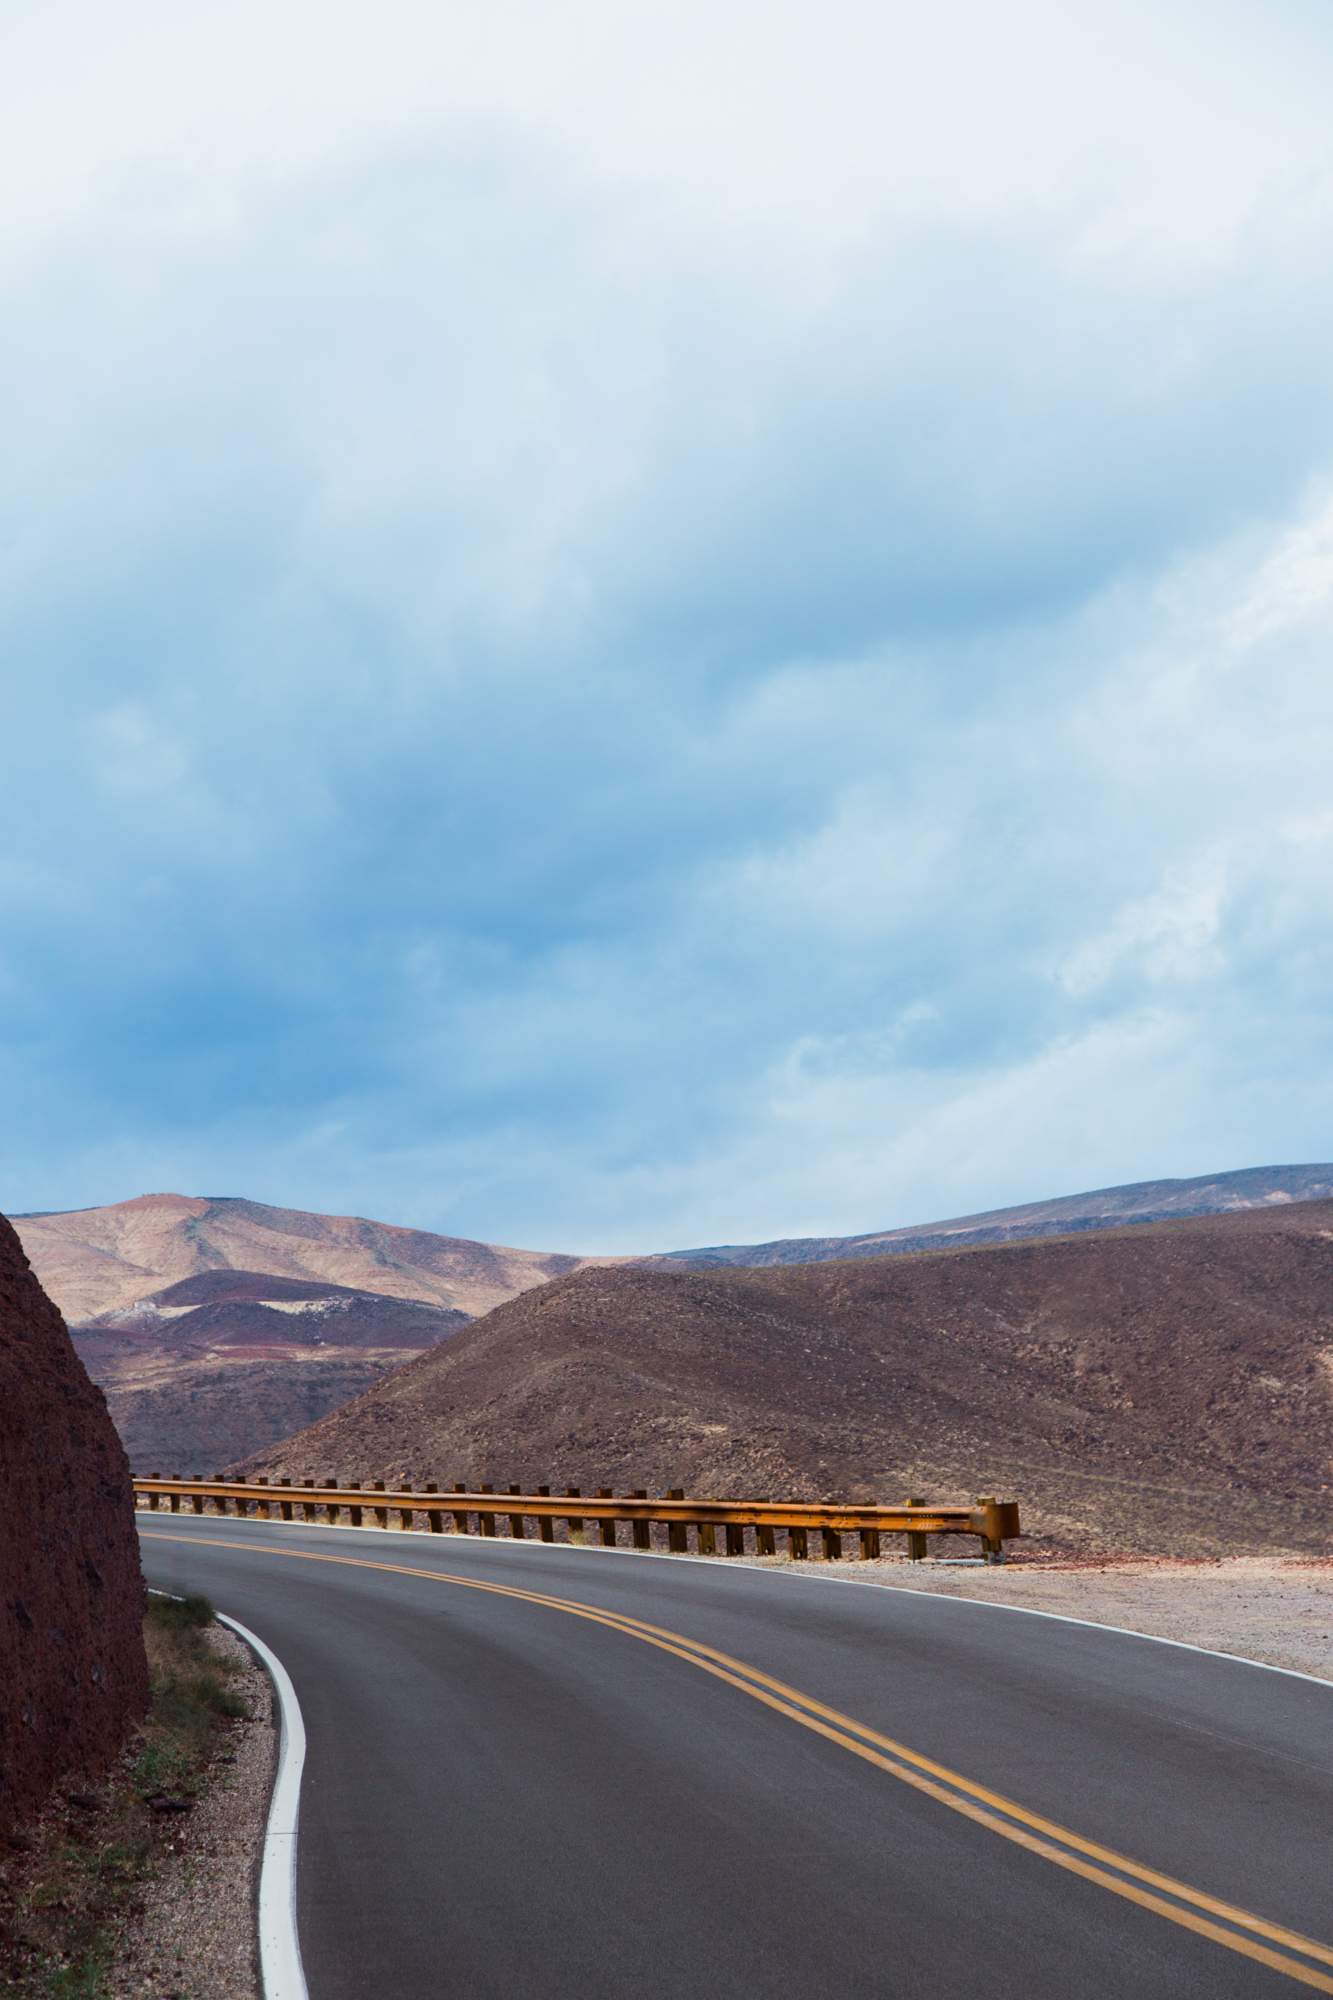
[138,1517,1333,1999]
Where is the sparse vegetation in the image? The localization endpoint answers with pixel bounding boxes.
[0,1593,250,1996]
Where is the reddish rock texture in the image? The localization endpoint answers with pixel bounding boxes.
[0,1213,148,1837]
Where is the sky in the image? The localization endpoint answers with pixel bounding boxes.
[3,0,1333,1252]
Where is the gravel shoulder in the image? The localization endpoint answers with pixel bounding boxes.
[733,1551,1333,1682]
[107,1624,274,2000]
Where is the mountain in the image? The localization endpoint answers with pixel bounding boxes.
[17,1167,1333,1496]
[18,1165,1333,1323]
[7,1193,628,1471]
[231,1198,1333,1559]
[65,1265,474,1472]
[11,1191,628,1323]
[644,1163,1333,1269]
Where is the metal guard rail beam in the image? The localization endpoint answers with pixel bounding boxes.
[133,1479,1019,1558]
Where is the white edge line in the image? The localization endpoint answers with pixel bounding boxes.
[215,1612,309,2000]
[149,1513,1333,1692]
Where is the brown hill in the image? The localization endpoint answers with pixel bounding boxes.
[12,1191,628,1322]
[71,1270,472,1472]
[11,1193,625,1472]
[233,1199,1333,1557]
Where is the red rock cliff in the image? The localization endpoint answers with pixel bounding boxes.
[1,1213,149,1835]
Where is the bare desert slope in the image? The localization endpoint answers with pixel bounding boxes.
[19,1166,1333,1322]
[8,1193,626,1469]
[19,1169,1333,1493]
[71,1267,474,1470]
[12,1191,628,1322]
[235,1199,1333,1557]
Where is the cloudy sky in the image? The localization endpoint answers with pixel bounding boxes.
[3,1,1333,1251]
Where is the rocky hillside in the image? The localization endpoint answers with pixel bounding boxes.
[19,1168,1333,1484]
[13,1191,628,1322]
[0,1214,148,1837]
[233,1199,1333,1558]
[9,1192,626,1470]
[70,1269,472,1472]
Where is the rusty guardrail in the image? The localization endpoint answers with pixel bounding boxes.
[133,1475,1020,1561]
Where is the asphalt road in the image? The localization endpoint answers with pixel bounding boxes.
[138,1517,1333,1999]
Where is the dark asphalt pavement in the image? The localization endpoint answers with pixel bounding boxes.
[138,1517,1333,1999]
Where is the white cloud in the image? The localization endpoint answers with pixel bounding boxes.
[3,3,1333,1245]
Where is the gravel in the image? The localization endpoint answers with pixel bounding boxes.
[106,1625,274,1999]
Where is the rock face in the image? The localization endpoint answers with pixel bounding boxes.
[0,1213,149,1837]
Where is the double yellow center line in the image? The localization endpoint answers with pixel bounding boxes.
[143,1530,1333,1990]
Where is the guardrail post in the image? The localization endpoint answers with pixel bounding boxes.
[191,1488,205,1515]
[148,1472,161,1512]
[396,1485,415,1531]
[756,1503,775,1557]
[725,1524,745,1557]
[170,1474,183,1514]
[630,1490,650,1549]
[211,1475,228,1516]
[508,1485,527,1540]
[479,1484,497,1535]
[697,1520,717,1555]
[347,1481,363,1528]
[821,1526,842,1560]
[452,1483,470,1533]
[860,1527,881,1559]
[906,1496,927,1561]
[325,1476,340,1524]
[667,1490,688,1554]
[256,1476,271,1519]
[565,1487,583,1542]
[977,1496,1011,1563]
[302,1478,315,1522]
[595,1489,617,1547]
[537,1485,555,1541]
[279,1477,294,1522]
[425,1481,443,1533]
[372,1479,388,1528]
[787,1525,808,1559]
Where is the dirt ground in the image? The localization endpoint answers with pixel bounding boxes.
[735,1551,1333,1682]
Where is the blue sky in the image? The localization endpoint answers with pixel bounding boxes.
[4,1,1333,1251]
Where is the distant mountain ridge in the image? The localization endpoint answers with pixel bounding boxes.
[643,1163,1333,1270]
[13,1164,1333,1473]
[12,1191,629,1323]
[17,1167,1333,1317]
